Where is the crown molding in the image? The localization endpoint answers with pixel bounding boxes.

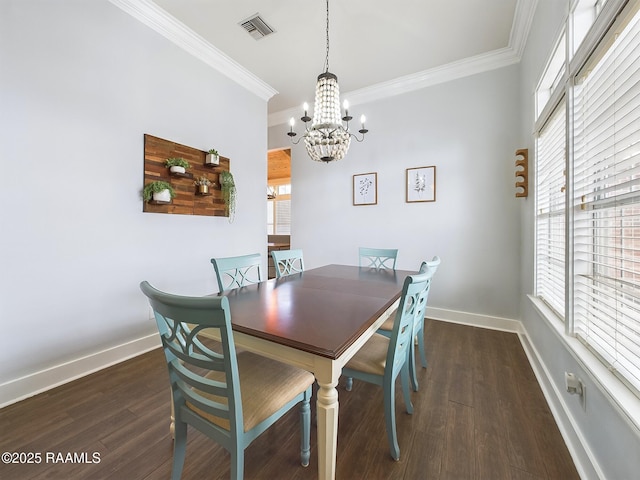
[108,0,536,125]
[108,0,277,101]
[510,0,539,59]
[268,0,538,127]
[268,47,520,127]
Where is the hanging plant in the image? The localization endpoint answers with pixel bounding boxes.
[219,170,236,222]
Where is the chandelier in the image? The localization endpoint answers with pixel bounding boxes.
[287,0,368,163]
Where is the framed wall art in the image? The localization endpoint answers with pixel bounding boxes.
[406,166,436,202]
[353,172,377,206]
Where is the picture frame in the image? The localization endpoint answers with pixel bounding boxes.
[406,166,436,203]
[353,172,377,206]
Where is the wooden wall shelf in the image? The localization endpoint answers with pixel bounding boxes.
[143,134,230,217]
[170,171,194,179]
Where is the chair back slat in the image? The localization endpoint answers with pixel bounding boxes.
[359,247,398,270]
[211,253,263,292]
[140,281,243,435]
[420,255,441,276]
[415,255,440,326]
[271,249,305,278]
[386,269,434,378]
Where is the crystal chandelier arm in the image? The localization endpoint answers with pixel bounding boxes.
[349,114,368,142]
[349,132,367,143]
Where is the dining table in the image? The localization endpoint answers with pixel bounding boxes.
[211,264,415,480]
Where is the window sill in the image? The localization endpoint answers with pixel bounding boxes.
[528,295,640,437]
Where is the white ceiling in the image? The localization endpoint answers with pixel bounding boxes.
[142,0,532,122]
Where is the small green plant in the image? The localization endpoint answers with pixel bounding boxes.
[165,157,191,169]
[219,170,236,222]
[142,181,176,202]
[207,148,219,156]
[194,176,212,187]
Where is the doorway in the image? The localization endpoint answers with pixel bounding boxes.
[267,148,291,278]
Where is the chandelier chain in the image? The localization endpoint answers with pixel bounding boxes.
[324,0,330,73]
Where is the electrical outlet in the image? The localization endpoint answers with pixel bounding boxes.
[565,372,584,396]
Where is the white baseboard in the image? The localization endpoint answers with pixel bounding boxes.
[0,334,161,409]
[426,306,524,333]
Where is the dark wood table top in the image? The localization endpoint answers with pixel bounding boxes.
[219,264,415,359]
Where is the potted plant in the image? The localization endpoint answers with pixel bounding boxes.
[219,170,236,221]
[165,157,191,174]
[194,176,212,194]
[143,180,176,203]
[206,148,220,166]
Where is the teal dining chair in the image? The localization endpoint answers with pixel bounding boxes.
[140,281,314,480]
[211,253,262,292]
[377,256,441,391]
[342,268,435,461]
[359,247,398,270]
[271,249,305,278]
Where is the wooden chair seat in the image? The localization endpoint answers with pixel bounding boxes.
[344,334,390,377]
[377,313,396,333]
[188,352,314,432]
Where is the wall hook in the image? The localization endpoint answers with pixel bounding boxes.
[515,148,528,198]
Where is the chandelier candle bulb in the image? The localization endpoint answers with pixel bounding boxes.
[359,115,368,135]
[343,100,352,122]
[302,102,311,123]
[287,118,297,137]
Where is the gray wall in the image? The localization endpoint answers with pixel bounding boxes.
[0,1,267,395]
[517,1,640,479]
[270,65,522,320]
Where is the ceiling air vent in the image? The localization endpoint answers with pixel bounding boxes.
[239,13,275,40]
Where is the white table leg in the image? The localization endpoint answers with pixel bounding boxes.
[315,361,340,480]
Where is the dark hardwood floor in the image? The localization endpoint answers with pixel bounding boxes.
[0,320,579,480]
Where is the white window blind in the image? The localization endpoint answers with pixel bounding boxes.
[536,104,567,318]
[275,199,291,234]
[267,200,275,234]
[573,8,640,394]
[267,183,292,235]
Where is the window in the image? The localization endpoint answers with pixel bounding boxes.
[573,8,640,394]
[535,33,566,120]
[267,183,291,235]
[535,0,640,397]
[536,104,567,318]
[571,0,609,57]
